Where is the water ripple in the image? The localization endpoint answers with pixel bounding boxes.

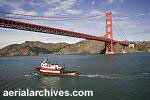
[80,73,150,80]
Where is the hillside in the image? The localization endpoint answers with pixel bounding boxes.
[57,40,105,55]
[0,40,150,56]
[0,41,69,56]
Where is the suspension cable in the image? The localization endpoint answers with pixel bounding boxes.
[112,24,124,40]
[0,15,105,22]
[112,15,127,40]
[0,11,105,20]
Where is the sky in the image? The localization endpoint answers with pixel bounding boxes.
[0,0,150,48]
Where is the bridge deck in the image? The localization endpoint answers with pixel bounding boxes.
[0,17,128,46]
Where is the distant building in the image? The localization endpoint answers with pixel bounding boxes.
[129,44,135,48]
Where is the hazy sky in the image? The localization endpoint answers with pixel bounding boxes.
[0,0,150,48]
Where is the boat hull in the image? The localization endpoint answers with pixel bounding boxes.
[34,67,80,77]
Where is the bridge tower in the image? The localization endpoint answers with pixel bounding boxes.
[105,11,114,54]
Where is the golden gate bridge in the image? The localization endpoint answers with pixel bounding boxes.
[0,11,129,54]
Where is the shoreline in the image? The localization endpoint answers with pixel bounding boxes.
[0,51,149,57]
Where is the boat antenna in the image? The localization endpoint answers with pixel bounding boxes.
[46,55,48,61]
[48,56,50,64]
[56,59,58,65]
[64,64,66,69]
[50,56,53,64]
[45,55,48,63]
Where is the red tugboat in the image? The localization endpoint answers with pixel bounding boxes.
[34,58,80,77]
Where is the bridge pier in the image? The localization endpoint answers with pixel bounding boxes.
[105,11,114,54]
[105,41,114,54]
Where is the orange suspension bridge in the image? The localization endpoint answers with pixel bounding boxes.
[0,11,128,54]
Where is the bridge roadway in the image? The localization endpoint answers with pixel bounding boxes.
[0,17,128,46]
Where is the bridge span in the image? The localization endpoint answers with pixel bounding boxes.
[0,12,129,54]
